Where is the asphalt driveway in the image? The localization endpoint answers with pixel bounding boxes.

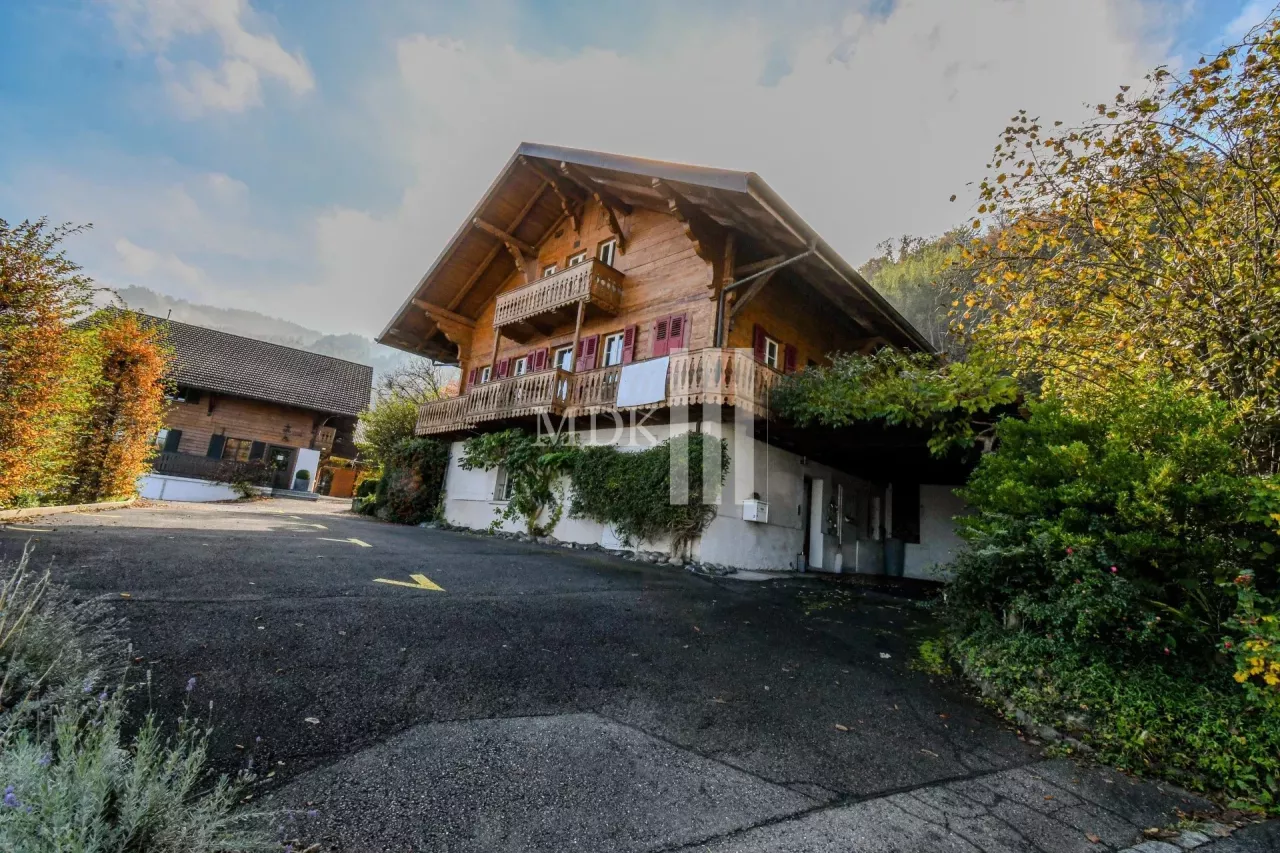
[0,500,1218,852]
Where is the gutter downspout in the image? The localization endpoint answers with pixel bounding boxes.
[714,248,816,347]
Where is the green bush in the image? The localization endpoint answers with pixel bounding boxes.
[569,433,729,551]
[948,386,1278,663]
[955,630,1280,812]
[459,429,579,535]
[377,437,449,525]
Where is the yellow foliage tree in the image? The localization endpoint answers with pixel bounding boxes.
[960,14,1280,471]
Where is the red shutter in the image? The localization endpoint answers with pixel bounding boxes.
[578,335,599,371]
[783,344,798,374]
[668,313,688,352]
[496,357,510,378]
[653,317,670,357]
[752,325,767,362]
[621,325,638,364]
[467,367,478,388]
[533,348,548,371]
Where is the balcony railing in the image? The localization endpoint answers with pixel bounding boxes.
[415,349,783,436]
[151,452,273,484]
[492,259,624,328]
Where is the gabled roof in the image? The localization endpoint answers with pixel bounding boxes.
[378,142,932,361]
[117,311,372,417]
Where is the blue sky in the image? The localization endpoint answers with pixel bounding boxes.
[0,0,1269,335]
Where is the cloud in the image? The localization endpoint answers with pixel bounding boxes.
[307,0,1175,336]
[109,0,314,116]
[114,237,203,287]
[1225,1,1274,40]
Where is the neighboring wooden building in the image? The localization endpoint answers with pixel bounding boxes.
[133,313,373,501]
[378,144,963,578]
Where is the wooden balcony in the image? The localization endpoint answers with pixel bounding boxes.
[415,349,783,436]
[492,259,624,341]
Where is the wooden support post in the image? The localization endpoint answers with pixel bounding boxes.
[489,329,502,374]
[568,299,585,373]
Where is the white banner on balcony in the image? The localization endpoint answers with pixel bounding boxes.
[616,356,669,407]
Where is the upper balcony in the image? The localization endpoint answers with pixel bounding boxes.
[415,348,782,437]
[492,259,624,342]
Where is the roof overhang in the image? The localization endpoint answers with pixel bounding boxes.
[378,142,932,362]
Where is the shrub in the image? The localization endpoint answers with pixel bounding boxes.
[377,437,450,525]
[569,433,728,552]
[955,630,1280,812]
[947,386,1277,664]
[0,545,125,729]
[0,688,273,852]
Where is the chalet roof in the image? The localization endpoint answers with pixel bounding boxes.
[117,312,372,417]
[378,142,932,362]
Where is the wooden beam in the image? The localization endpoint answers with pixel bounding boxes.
[412,299,474,328]
[728,269,777,328]
[472,217,537,256]
[520,156,586,233]
[446,183,548,311]
[653,178,728,297]
[558,161,631,251]
[734,255,786,277]
[568,299,585,373]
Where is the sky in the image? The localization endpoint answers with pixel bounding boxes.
[0,0,1269,337]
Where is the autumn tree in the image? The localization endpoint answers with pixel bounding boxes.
[959,14,1280,471]
[356,358,455,466]
[859,228,976,352]
[0,219,98,506]
[66,312,170,503]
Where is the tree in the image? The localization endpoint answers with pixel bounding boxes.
[859,228,976,352]
[0,219,98,506]
[66,312,170,503]
[356,358,456,465]
[959,14,1280,471]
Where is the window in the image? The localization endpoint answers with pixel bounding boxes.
[567,251,587,267]
[154,428,170,450]
[513,356,528,376]
[554,346,573,371]
[542,264,558,278]
[480,366,492,384]
[891,482,921,544]
[764,337,780,369]
[222,437,254,462]
[493,466,516,502]
[601,332,625,367]
[598,239,617,267]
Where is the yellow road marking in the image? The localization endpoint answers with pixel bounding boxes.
[374,573,444,592]
[318,537,371,547]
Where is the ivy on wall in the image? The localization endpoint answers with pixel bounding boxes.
[459,429,578,536]
[569,433,728,553]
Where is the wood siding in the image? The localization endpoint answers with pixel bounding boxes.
[164,394,348,458]
[727,277,870,369]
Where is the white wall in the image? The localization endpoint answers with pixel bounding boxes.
[904,484,967,581]
[438,416,966,578]
[292,448,321,491]
[137,474,250,502]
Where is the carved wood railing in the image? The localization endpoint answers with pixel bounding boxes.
[415,350,783,435]
[492,259,624,328]
[666,348,782,418]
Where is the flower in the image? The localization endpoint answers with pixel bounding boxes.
[186,677,197,693]
[36,754,51,768]
[306,809,319,818]
[1110,566,1118,574]
[1066,547,1074,555]
[1163,647,1171,655]
[3,786,19,808]
[97,689,108,704]
[81,678,93,694]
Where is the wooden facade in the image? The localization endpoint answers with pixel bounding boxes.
[162,392,356,460]
[380,144,929,437]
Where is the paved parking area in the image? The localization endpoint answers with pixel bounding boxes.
[0,500,1216,852]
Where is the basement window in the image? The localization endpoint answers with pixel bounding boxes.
[493,466,516,502]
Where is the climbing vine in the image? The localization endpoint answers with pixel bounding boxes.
[569,433,729,553]
[459,429,579,535]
